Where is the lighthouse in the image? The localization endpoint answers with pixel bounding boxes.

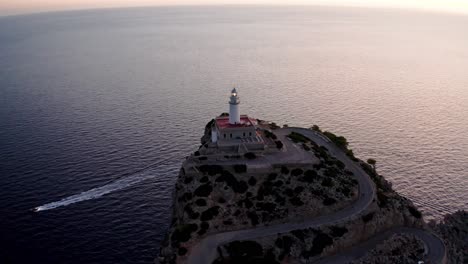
[229,88,241,124]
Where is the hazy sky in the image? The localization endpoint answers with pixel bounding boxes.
[1,0,468,16]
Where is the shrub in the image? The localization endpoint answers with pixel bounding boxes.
[291,168,303,176]
[377,190,389,207]
[362,212,374,223]
[307,232,333,256]
[287,132,310,143]
[408,206,422,219]
[264,130,277,140]
[199,176,209,183]
[248,176,257,186]
[275,140,283,149]
[321,178,334,187]
[256,202,277,212]
[200,206,220,221]
[268,173,277,181]
[281,166,289,175]
[244,152,256,159]
[171,224,198,243]
[290,197,304,206]
[311,125,321,132]
[195,199,207,206]
[247,211,259,226]
[233,164,247,173]
[303,170,318,182]
[323,197,337,205]
[323,131,349,150]
[184,176,193,184]
[224,241,263,259]
[194,183,213,197]
[233,181,249,194]
[330,226,348,238]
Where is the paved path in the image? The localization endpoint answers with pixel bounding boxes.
[185,127,445,264]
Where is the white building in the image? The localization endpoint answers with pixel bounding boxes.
[210,89,265,151]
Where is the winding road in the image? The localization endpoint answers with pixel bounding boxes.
[185,127,446,264]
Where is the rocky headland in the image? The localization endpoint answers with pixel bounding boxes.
[158,117,463,264]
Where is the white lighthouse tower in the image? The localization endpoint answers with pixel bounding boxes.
[229,88,241,124]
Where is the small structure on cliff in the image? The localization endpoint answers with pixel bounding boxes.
[210,88,265,151]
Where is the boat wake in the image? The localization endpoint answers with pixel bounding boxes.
[34,158,177,212]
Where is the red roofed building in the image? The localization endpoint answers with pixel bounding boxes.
[210,89,265,150]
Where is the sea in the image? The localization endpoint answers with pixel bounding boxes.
[0,6,467,264]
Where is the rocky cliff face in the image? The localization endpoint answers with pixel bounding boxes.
[159,125,360,263]
[351,234,426,264]
[430,210,467,264]
[213,182,424,263]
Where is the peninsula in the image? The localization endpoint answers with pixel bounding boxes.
[158,89,464,264]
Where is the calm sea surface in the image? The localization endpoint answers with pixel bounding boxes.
[0,6,467,263]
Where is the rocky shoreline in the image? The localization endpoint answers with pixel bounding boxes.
[158,119,464,264]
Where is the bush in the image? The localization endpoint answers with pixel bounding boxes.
[362,212,374,223]
[303,170,318,182]
[248,176,257,186]
[330,226,348,238]
[171,224,198,243]
[281,166,289,175]
[275,140,283,149]
[200,206,220,221]
[321,178,334,187]
[291,168,303,176]
[287,132,310,143]
[184,176,193,184]
[244,152,256,160]
[290,197,304,206]
[264,130,277,140]
[194,183,213,197]
[323,197,337,205]
[224,241,263,260]
[195,198,207,206]
[323,131,349,150]
[408,206,422,219]
[233,181,249,194]
[199,176,209,183]
[233,164,247,173]
[311,125,321,132]
[267,173,277,181]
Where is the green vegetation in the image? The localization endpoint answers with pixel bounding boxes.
[287,132,310,143]
[322,131,348,150]
[200,206,220,221]
[264,130,277,140]
[311,125,321,132]
[275,140,283,149]
[195,198,207,206]
[362,212,375,223]
[171,224,198,244]
[367,158,377,170]
[329,226,348,238]
[408,206,422,219]
[194,183,213,197]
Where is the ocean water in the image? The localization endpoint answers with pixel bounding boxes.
[0,6,467,263]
